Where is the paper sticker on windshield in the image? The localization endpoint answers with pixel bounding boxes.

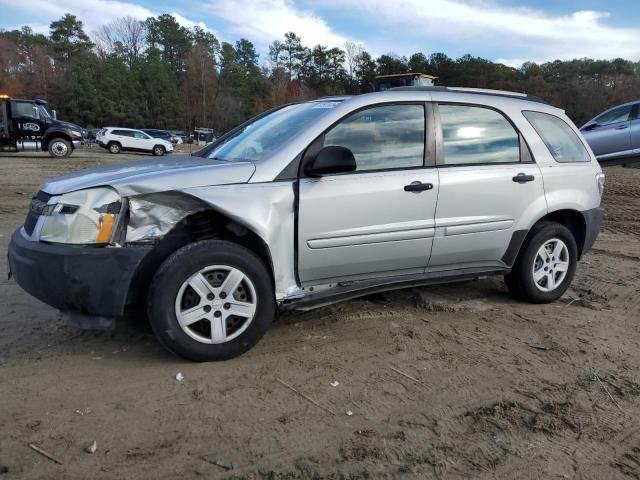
[312,102,338,109]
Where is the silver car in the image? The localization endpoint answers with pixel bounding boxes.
[581,100,640,162]
[8,87,605,361]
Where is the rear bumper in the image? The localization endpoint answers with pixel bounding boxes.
[8,229,151,327]
[581,206,604,256]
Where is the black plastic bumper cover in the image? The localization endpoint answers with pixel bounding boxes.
[8,229,151,319]
[581,206,604,256]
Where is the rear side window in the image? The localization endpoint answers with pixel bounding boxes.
[523,111,591,163]
[324,104,425,171]
[438,104,520,165]
[113,129,133,137]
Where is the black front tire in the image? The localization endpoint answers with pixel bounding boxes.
[108,142,121,154]
[47,138,72,158]
[505,221,577,303]
[152,145,166,156]
[147,240,275,361]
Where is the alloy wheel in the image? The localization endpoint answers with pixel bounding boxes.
[174,265,257,344]
[532,238,570,292]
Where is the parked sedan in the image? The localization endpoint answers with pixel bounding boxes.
[142,129,179,145]
[580,101,640,162]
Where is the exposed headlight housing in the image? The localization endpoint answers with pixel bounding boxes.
[39,187,122,244]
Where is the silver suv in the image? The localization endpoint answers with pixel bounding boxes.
[8,87,605,361]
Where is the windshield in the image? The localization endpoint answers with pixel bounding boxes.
[206,101,341,162]
[38,105,52,120]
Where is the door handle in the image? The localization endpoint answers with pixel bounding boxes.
[615,124,629,130]
[512,173,535,183]
[404,181,433,192]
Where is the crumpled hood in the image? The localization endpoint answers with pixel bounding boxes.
[41,155,256,196]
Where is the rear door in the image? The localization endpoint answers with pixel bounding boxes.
[582,103,633,159]
[298,103,439,284]
[112,129,134,149]
[428,103,545,269]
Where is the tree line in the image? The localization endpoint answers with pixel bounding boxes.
[2,13,640,133]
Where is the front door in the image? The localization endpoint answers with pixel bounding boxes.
[428,103,545,269]
[10,101,46,141]
[298,103,439,285]
[134,131,153,150]
[582,103,634,159]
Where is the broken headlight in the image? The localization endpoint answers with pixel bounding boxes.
[39,187,121,244]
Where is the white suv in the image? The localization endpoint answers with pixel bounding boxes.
[96,127,174,156]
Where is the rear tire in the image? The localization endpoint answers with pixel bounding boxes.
[152,145,166,156]
[147,240,275,361]
[505,221,577,303]
[48,138,72,158]
[108,142,121,154]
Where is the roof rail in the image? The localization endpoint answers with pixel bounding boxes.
[389,85,547,104]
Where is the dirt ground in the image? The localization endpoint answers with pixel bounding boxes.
[0,148,639,479]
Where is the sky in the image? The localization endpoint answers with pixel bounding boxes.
[1,0,640,67]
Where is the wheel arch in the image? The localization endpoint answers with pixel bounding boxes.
[536,209,587,258]
[505,208,588,267]
[42,130,72,151]
[127,199,275,308]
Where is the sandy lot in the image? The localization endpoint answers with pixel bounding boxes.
[0,149,639,479]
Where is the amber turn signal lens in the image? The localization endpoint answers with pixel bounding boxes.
[96,213,115,243]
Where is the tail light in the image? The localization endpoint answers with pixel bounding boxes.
[596,172,605,196]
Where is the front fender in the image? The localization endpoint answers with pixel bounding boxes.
[185,182,298,300]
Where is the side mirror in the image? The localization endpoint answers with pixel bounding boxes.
[52,109,57,120]
[582,122,598,131]
[304,146,357,177]
[32,106,40,120]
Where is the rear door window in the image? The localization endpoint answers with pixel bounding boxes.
[112,130,133,137]
[438,104,520,165]
[523,111,591,163]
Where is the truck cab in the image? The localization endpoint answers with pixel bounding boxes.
[0,95,85,157]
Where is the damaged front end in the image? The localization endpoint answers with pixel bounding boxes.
[125,191,211,244]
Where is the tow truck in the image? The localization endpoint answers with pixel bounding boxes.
[375,73,437,91]
[0,94,85,158]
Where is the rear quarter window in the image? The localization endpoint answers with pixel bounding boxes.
[523,111,591,163]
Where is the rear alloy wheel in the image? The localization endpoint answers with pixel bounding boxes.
[532,238,570,293]
[505,221,577,303]
[153,145,166,156]
[148,240,275,361]
[48,138,72,158]
[108,142,121,154]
